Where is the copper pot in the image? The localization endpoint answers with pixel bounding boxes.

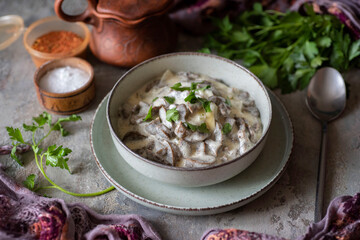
[54,0,177,67]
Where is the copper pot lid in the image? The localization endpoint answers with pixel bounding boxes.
[95,0,173,21]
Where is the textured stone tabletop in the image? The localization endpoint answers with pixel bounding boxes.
[1,1,359,239]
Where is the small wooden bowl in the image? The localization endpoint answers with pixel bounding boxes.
[34,57,95,115]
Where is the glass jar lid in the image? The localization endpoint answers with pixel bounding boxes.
[0,15,24,51]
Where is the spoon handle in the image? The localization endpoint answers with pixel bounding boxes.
[315,122,327,222]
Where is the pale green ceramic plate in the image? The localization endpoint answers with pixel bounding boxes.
[91,90,293,215]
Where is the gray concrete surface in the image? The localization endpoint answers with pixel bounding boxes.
[0,1,359,239]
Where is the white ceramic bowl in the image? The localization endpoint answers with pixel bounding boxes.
[107,52,272,187]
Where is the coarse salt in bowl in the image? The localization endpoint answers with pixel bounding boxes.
[39,66,90,93]
[34,57,95,115]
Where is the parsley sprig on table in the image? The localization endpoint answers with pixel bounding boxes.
[200,3,360,93]
[6,112,115,197]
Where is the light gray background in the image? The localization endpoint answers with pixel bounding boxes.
[0,1,359,239]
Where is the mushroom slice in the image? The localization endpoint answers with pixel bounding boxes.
[162,141,178,166]
[145,119,173,140]
[174,121,188,139]
[159,107,173,129]
[157,124,173,140]
[118,103,132,119]
[209,96,230,117]
[189,142,217,164]
[205,122,223,157]
[178,139,191,158]
[152,97,169,110]
[184,131,210,142]
[176,104,188,122]
[182,158,213,168]
[243,106,260,118]
[205,139,222,157]
[122,131,146,142]
[186,102,202,114]
[247,122,262,143]
[130,101,150,124]
[145,79,159,92]
[213,122,223,142]
[238,124,253,155]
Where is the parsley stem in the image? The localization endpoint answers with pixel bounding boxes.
[37,129,53,146]
[35,151,115,197]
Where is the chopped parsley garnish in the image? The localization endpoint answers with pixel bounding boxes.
[152,97,159,102]
[164,96,175,104]
[184,91,198,104]
[222,123,232,134]
[171,82,211,92]
[198,98,212,112]
[183,122,210,133]
[170,83,190,91]
[184,92,212,112]
[199,85,211,91]
[143,106,153,121]
[166,108,179,122]
[198,123,210,133]
[225,97,232,106]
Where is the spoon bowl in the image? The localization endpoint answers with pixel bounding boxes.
[306,67,346,222]
[306,67,346,122]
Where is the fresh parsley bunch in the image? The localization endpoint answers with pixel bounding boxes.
[201,3,360,93]
[6,112,114,197]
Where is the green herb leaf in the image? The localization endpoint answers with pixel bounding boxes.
[6,127,24,144]
[198,85,211,91]
[198,123,210,133]
[23,123,38,132]
[183,122,210,133]
[225,97,232,106]
[152,97,159,102]
[183,122,197,131]
[53,114,82,136]
[184,91,198,104]
[166,108,179,122]
[143,106,153,122]
[170,82,190,92]
[33,112,52,127]
[199,98,212,112]
[23,174,36,190]
[44,144,71,173]
[201,4,360,93]
[349,40,360,61]
[10,144,23,166]
[163,96,175,104]
[222,123,232,134]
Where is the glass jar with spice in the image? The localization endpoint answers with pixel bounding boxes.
[23,16,90,67]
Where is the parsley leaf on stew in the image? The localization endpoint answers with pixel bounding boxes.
[184,91,198,104]
[222,123,232,134]
[198,123,210,133]
[164,96,175,104]
[166,108,179,122]
[170,83,191,91]
[143,106,153,121]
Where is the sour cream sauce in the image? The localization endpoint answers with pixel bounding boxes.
[117,70,263,168]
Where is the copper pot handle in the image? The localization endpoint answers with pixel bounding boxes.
[54,0,99,27]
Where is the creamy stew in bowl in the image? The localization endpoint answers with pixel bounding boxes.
[117,70,263,168]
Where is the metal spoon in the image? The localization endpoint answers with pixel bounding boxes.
[306,67,346,222]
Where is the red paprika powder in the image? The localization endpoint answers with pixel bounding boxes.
[32,31,83,54]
